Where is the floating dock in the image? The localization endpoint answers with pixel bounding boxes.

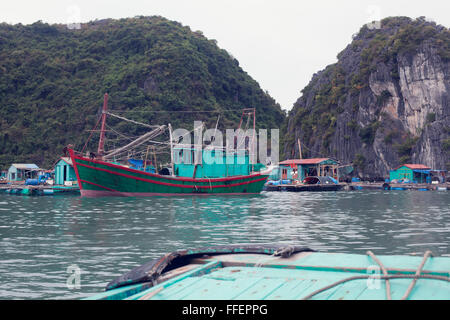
[264,184,343,192]
[347,182,449,191]
[0,184,80,196]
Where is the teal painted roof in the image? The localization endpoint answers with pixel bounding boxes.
[11,163,40,169]
[57,157,73,166]
[89,251,450,300]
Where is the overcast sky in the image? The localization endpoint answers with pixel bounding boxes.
[2,0,449,111]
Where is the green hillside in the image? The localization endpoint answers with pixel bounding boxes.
[0,16,285,169]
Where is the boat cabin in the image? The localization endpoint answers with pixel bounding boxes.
[173,147,260,178]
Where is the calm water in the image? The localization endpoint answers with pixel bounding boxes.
[0,190,449,299]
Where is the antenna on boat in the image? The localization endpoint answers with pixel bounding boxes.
[97,93,109,159]
[237,108,256,171]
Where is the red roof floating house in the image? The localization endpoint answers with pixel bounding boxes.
[277,158,339,181]
[395,164,431,170]
[279,158,331,166]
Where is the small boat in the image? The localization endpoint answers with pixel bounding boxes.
[87,244,450,300]
[265,176,343,192]
[69,94,271,197]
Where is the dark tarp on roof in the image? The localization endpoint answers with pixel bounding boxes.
[105,244,315,291]
[303,176,338,185]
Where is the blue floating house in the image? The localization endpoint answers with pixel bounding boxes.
[54,157,77,185]
[7,163,40,181]
[389,164,431,183]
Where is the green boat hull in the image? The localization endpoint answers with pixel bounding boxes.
[70,150,269,197]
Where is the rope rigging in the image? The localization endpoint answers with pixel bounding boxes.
[80,99,261,168]
[301,250,440,300]
[105,111,161,129]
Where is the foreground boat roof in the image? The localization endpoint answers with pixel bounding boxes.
[88,245,450,300]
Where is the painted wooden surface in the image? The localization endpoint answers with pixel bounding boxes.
[89,252,450,300]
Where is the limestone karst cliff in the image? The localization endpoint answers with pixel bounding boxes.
[284,17,449,178]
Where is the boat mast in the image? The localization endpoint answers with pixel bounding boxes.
[297,138,303,159]
[97,93,109,159]
[252,108,255,172]
[168,123,174,176]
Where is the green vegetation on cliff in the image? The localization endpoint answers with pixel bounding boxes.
[0,16,285,169]
[285,16,449,176]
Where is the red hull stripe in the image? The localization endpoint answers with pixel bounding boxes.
[80,179,119,192]
[73,155,261,182]
[69,149,84,190]
[76,162,267,189]
[81,189,260,197]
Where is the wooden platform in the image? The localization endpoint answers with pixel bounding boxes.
[264,184,343,192]
[0,184,80,195]
[348,182,449,191]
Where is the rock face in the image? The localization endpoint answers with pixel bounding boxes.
[284,17,450,178]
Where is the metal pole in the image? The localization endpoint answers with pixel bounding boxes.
[168,123,174,176]
[298,138,303,159]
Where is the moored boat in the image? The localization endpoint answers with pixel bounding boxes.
[88,244,450,300]
[69,94,272,197]
[69,149,270,197]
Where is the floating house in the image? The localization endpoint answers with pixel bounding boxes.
[389,164,431,183]
[268,166,293,182]
[7,164,40,182]
[278,158,339,181]
[54,157,77,185]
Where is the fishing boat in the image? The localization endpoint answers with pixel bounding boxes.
[87,244,450,300]
[265,176,343,192]
[69,94,271,197]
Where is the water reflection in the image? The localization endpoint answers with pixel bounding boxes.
[0,190,449,299]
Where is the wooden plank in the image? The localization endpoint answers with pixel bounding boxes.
[357,279,411,300]
[178,277,261,300]
[406,280,450,300]
[325,279,368,300]
[156,277,216,300]
[294,279,337,300]
[264,279,309,300]
[233,278,286,300]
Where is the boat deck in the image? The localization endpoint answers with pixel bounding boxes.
[89,251,450,300]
